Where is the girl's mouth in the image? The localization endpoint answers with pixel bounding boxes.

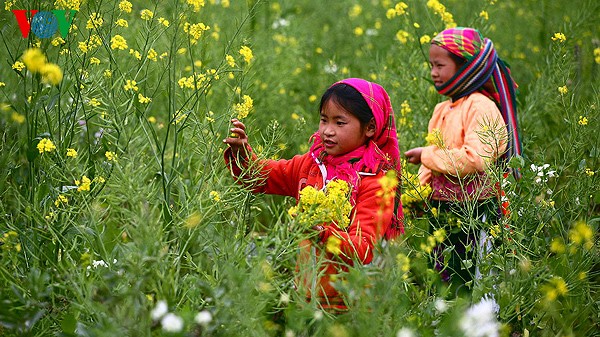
[324,139,336,148]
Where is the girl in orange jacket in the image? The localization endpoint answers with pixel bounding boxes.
[224,78,403,311]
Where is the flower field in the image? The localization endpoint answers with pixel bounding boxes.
[0,0,598,336]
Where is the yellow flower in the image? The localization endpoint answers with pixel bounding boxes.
[396,30,410,44]
[76,175,91,192]
[66,148,78,158]
[86,12,103,29]
[551,32,566,42]
[425,128,444,147]
[239,46,254,64]
[147,48,158,61]
[105,151,117,161]
[184,22,210,44]
[11,112,25,124]
[140,9,154,20]
[326,236,342,255]
[569,221,593,250]
[210,191,221,202]
[226,54,236,67]
[578,116,588,126]
[549,238,565,254]
[37,138,56,154]
[558,85,568,95]
[419,35,431,44]
[594,48,600,64]
[90,57,100,65]
[234,95,253,119]
[479,10,489,20]
[110,35,128,50]
[119,0,132,13]
[54,194,68,207]
[585,168,595,176]
[115,18,128,27]
[54,0,81,10]
[541,276,568,302]
[123,79,138,92]
[22,48,47,73]
[41,64,63,85]
[12,61,26,71]
[353,27,364,36]
[138,93,152,104]
[158,17,170,27]
[187,0,206,12]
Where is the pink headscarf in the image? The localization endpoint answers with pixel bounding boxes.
[309,78,403,238]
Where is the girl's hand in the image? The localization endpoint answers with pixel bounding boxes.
[404,147,423,165]
[223,118,249,157]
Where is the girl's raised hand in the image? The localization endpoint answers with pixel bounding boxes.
[404,147,423,165]
[223,118,249,157]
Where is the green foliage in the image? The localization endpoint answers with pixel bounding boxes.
[0,0,598,336]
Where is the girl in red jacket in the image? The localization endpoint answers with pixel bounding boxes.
[223,78,403,312]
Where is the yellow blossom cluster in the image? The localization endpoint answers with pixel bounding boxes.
[401,169,431,206]
[184,22,210,44]
[118,0,132,13]
[541,276,568,302]
[239,46,254,64]
[54,0,81,10]
[396,253,411,279]
[55,194,68,207]
[66,148,78,158]
[420,228,446,253]
[594,48,600,64]
[21,48,63,85]
[396,30,410,44]
[569,221,594,250]
[178,73,207,90]
[111,35,128,50]
[86,12,103,29]
[386,2,408,19]
[37,138,56,154]
[551,32,566,42]
[426,0,456,28]
[187,0,206,12]
[210,190,221,202]
[105,151,117,161]
[123,79,138,92]
[288,179,353,230]
[425,128,445,148]
[578,115,588,126]
[140,9,154,20]
[348,4,362,18]
[234,95,254,119]
[76,175,92,192]
[377,170,399,208]
[0,231,21,252]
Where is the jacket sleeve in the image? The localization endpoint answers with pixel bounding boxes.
[421,98,507,177]
[320,173,394,265]
[224,147,308,198]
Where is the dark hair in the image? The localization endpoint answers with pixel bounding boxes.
[447,50,467,68]
[319,83,373,126]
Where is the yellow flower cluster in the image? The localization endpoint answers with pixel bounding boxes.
[66,148,78,157]
[55,194,68,207]
[326,236,342,255]
[184,22,210,44]
[426,0,456,28]
[239,46,254,64]
[396,30,410,44]
[401,169,431,206]
[594,48,600,64]
[210,191,221,202]
[105,151,117,161]
[234,95,254,119]
[551,32,566,42]
[377,170,399,208]
[21,48,63,85]
[118,0,132,13]
[0,231,21,252]
[178,73,207,90]
[140,9,154,20]
[558,85,568,95]
[396,253,411,279]
[187,0,206,12]
[479,10,489,20]
[54,0,81,10]
[123,79,138,92]
[386,2,408,19]
[288,179,353,230]
[425,128,445,148]
[138,93,152,104]
[541,276,568,302]
[578,115,588,126]
[76,175,91,192]
[86,12,103,29]
[111,35,128,50]
[420,228,446,253]
[569,221,594,250]
[37,138,56,154]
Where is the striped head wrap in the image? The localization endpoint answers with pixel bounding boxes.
[432,27,522,179]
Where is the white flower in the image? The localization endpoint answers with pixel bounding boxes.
[313,310,323,321]
[194,310,212,326]
[161,313,184,333]
[324,62,338,74]
[279,292,290,304]
[285,330,296,337]
[272,18,290,29]
[459,296,500,337]
[366,28,378,36]
[397,327,415,337]
[151,300,168,320]
[434,298,448,313]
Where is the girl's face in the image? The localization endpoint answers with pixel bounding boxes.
[319,99,374,156]
[429,44,460,87]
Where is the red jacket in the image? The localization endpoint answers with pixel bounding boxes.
[225,149,395,311]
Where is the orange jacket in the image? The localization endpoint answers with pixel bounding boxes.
[419,92,507,201]
[225,149,394,311]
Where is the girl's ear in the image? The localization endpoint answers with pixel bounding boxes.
[365,118,376,138]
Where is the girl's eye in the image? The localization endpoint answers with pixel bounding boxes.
[337,121,346,126]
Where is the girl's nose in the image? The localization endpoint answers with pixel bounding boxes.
[323,126,334,136]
